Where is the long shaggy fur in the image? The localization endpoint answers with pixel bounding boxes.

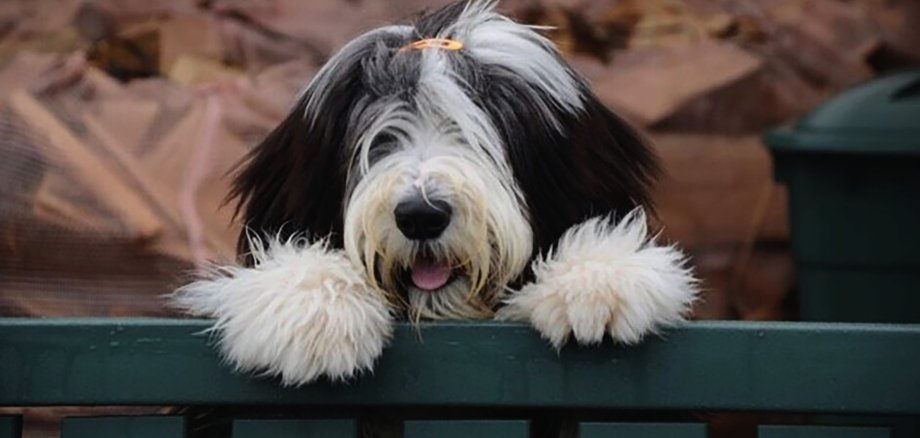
[498,210,698,348]
[173,236,393,386]
[174,0,698,385]
[225,0,660,319]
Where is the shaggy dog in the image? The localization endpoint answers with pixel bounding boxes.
[174,0,698,387]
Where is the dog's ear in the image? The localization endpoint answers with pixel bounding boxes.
[483,71,659,254]
[229,30,407,263]
[565,89,660,216]
[229,104,345,263]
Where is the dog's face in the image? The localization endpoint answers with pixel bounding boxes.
[231,1,658,320]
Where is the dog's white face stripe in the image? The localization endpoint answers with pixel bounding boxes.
[417,50,508,175]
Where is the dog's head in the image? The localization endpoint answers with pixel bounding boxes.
[230,0,658,320]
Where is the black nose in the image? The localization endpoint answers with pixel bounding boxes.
[394,198,452,240]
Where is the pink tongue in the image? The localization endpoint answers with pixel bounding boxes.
[411,259,451,291]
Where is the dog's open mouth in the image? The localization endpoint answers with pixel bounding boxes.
[409,256,454,291]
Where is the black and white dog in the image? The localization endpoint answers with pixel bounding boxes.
[175,0,697,386]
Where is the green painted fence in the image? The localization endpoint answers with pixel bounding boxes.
[1,319,919,437]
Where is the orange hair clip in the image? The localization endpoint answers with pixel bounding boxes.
[400,38,464,52]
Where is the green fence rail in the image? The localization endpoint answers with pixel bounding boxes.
[1,319,919,437]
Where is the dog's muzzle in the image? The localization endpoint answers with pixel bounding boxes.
[394,196,454,291]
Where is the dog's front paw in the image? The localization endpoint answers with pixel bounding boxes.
[172,238,393,386]
[497,211,698,349]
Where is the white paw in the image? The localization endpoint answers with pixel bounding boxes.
[172,237,393,386]
[497,210,698,349]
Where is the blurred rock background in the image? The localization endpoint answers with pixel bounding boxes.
[0,0,918,319]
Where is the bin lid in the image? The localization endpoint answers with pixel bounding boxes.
[766,70,920,155]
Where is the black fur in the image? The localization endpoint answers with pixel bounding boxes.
[413,1,468,37]
[230,53,361,262]
[479,74,658,254]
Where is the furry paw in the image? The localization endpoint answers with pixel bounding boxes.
[172,237,393,386]
[497,210,697,349]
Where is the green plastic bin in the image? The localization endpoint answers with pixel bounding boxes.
[765,71,920,323]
